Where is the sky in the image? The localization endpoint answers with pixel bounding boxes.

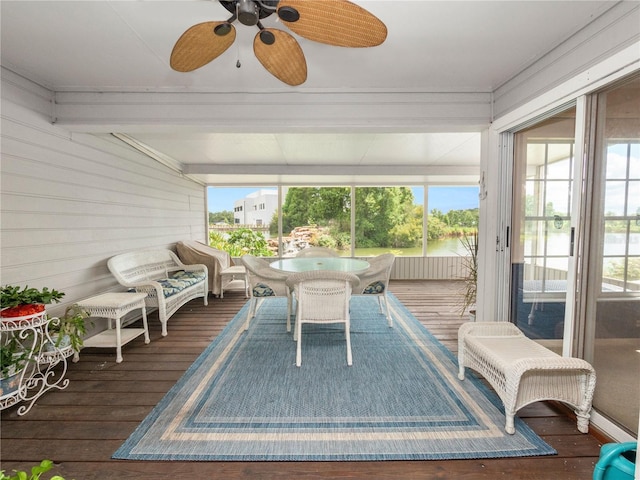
[207,186,479,214]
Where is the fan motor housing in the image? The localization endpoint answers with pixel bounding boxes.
[219,0,278,25]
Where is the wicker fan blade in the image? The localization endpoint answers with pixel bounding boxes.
[170,22,236,72]
[277,0,387,47]
[254,29,307,86]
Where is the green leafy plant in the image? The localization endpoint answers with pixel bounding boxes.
[0,459,66,480]
[0,333,31,378]
[48,304,90,353]
[1,286,65,317]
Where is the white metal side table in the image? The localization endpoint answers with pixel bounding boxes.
[78,292,150,363]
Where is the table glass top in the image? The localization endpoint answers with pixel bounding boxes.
[270,257,370,274]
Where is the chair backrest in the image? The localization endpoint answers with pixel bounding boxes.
[295,246,340,258]
[240,254,288,296]
[176,240,231,269]
[286,270,359,322]
[356,253,395,293]
[108,249,184,286]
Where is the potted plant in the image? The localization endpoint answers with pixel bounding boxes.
[0,333,31,397]
[1,285,65,318]
[1,285,65,393]
[45,304,90,354]
[459,230,478,320]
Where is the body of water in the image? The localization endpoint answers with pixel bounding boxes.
[355,237,467,257]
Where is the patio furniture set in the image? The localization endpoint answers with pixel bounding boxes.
[75,243,597,436]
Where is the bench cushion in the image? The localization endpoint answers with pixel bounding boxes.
[466,335,558,365]
[158,270,207,298]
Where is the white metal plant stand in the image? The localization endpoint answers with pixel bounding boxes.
[0,311,71,415]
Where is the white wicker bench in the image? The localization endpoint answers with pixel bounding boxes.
[457,322,596,434]
[108,249,208,337]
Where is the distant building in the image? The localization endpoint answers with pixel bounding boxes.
[233,189,278,226]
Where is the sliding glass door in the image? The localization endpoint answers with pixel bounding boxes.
[510,108,577,346]
[584,75,640,435]
[508,74,639,435]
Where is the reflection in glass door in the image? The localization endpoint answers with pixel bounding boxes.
[585,76,640,435]
[511,108,577,346]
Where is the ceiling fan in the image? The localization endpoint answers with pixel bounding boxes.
[170,0,387,86]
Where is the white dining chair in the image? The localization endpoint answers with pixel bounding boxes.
[240,254,292,332]
[286,270,359,367]
[353,253,395,326]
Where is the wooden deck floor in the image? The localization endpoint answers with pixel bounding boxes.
[1,280,608,479]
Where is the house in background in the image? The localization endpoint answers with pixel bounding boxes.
[233,190,278,226]
[1,0,638,443]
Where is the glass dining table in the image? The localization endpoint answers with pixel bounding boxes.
[270,257,370,274]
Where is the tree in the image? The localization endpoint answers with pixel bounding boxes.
[209,210,234,224]
[281,186,419,249]
[354,187,415,247]
[281,187,350,234]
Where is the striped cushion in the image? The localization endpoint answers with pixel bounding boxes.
[363,281,385,294]
[158,270,206,298]
[252,283,275,297]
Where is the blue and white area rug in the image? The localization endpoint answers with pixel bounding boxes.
[113,295,556,461]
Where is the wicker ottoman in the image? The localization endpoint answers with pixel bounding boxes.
[457,321,596,434]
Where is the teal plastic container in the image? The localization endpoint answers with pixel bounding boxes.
[593,442,637,480]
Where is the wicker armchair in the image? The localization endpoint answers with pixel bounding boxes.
[353,253,395,326]
[286,270,359,367]
[295,246,340,257]
[175,240,232,296]
[240,255,292,332]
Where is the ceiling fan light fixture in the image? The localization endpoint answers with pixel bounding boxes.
[171,0,387,85]
[237,0,259,26]
[277,6,300,22]
[259,30,276,45]
[214,23,233,36]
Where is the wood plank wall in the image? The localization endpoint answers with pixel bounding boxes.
[388,256,468,280]
[1,76,207,317]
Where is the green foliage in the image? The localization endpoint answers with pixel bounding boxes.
[208,210,234,225]
[281,187,351,234]
[49,304,91,353]
[209,229,273,257]
[0,333,30,378]
[227,228,271,256]
[605,257,640,282]
[429,208,479,233]
[356,187,417,247]
[0,460,66,480]
[426,215,446,240]
[389,206,423,247]
[1,286,65,309]
[282,187,422,249]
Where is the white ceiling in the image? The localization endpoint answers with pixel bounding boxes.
[0,0,620,185]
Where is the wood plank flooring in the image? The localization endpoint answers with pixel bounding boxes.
[0,280,608,479]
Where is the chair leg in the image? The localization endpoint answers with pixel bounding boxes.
[383,293,392,327]
[296,321,302,367]
[345,320,352,366]
[245,298,255,330]
[292,296,299,341]
[286,294,292,333]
